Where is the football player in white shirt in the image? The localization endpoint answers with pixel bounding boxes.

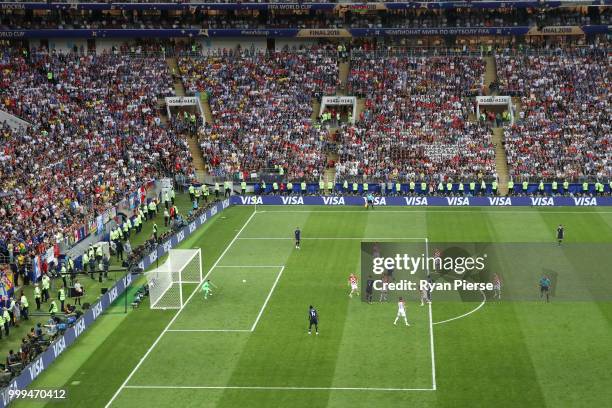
[394,297,410,326]
[492,273,501,299]
[348,273,359,298]
[420,288,430,306]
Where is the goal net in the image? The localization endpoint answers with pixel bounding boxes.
[145,248,202,309]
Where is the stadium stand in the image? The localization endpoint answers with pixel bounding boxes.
[179,47,338,181]
[335,53,496,184]
[0,0,611,397]
[496,48,611,182]
[0,49,194,253]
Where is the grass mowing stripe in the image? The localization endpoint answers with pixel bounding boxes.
[251,266,286,332]
[104,208,258,408]
[19,206,612,408]
[211,211,368,408]
[519,211,612,407]
[13,206,252,408]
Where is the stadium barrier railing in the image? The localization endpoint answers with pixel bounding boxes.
[239,181,611,196]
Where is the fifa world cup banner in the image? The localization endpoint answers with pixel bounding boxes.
[231,196,612,206]
[3,2,610,12]
[1,25,608,39]
[0,199,231,407]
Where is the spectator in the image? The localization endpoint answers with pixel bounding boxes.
[74,279,83,306]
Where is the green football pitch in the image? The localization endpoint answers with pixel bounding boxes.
[16,206,612,408]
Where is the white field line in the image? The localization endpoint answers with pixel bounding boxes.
[123,385,435,392]
[237,237,428,240]
[168,262,287,333]
[257,210,612,214]
[104,209,258,408]
[432,290,487,326]
[251,266,285,332]
[166,329,251,333]
[425,238,437,391]
[214,265,285,268]
[113,226,438,401]
[428,301,437,391]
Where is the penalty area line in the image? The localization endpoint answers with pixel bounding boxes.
[251,266,285,332]
[104,208,259,408]
[425,238,437,391]
[123,385,435,392]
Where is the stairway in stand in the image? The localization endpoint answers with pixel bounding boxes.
[166,57,186,97]
[337,61,350,96]
[355,98,365,121]
[200,92,215,126]
[319,58,352,186]
[311,98,321,121]
[187,135,208,183]
[484,55,497,95]
[484,54,510,195]
[492,127,509,196]
[166,57,207,182]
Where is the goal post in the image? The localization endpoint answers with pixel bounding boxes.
[145,248,203,310]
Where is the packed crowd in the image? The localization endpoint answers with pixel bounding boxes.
[336,55,495,183]
[179,47,338,180]
[0,48,194,255]
[3,8,609,30]
[1,11,343,30]
[496,48,611,181]
[348,8,611,29]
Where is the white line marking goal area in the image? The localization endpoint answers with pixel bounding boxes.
[105,213,440,406]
